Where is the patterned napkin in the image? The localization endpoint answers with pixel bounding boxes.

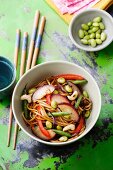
[45,0,113,24]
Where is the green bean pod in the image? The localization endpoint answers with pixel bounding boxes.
[75,95,83,109]
[48,112,70,117]
[71,80,88,85]
[53,129,71,137]
[22,85,30,120]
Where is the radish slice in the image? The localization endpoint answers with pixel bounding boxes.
[32,126,56,140]
[58,103,79,122]
[68,81,81,96]
[32,85,55,102]
[51,94,69,104]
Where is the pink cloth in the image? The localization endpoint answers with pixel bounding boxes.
[61,0,82,6]
[53,0,100,14]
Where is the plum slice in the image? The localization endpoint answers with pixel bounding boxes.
[32,126,56,140]
[51,94,69,104]
[58,103,79,122]
[32,85,55,102]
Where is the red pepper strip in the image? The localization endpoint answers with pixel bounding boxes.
[38,120,51,138]
[37,105,41,112]
[72,116,85,134]
[54,74,84,80]
[46,94,51,105]
[36,106,51,138]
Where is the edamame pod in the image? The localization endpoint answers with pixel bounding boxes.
[28,87,37,94]
[96,29,102,34]
[90,33,95,39]
[51,100,57,109]
[88,29,93,34]
[96,39,102,45]
[88,39,91,45]
[84,30,88,35]
[90,39,96,47]
[93,16,102,23]
[99,22,105,30]
[87,21,92,26]
[78,29,85,38]
[85,110,91,118]
[92,27,99,32]
[81,39,88,45]
[90,26,93,29]
[81,24,89,30]
[84,35,90,40]
[92,22,99,27]
[83,91,89,98]
[101,32,107,41]
[96,33,101,39]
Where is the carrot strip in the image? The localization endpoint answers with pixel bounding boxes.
[46,94,51,105]
[54,74,84,80]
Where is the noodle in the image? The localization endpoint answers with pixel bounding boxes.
[21,74,92,142]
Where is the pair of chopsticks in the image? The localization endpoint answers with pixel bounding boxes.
[7,10,46,149]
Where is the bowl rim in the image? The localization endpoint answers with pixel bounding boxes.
[0,56,16,92]
[12,60,101,145]
[69,8,113,52]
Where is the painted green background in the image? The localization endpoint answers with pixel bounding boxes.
[0,0,113,170]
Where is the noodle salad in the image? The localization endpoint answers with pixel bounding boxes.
[21,74,92,142]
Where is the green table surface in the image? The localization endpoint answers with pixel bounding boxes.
[0,1,113,170]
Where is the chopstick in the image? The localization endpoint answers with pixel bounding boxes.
[14,29,21,68]
[10,13,46,150]
[26,11,40,71]
[31,16,46,67]
[20,32,28,77]
[13,32,28,150]
[7,29,21,147]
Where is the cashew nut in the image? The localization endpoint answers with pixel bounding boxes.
[67,91,78,101]
[21,94,32,103]
[63,124,75,132]
[59,136,68,142]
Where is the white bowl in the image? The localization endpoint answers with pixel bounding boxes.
[69,9,113,51]
[12,61,101,145]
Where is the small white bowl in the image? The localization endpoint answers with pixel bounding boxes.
[12,61,101,145]
[69,9,113,51]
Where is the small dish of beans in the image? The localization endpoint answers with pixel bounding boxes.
[78,16,107,47]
